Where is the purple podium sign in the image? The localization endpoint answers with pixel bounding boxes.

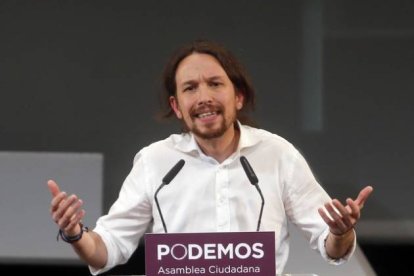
[145,231,275,276]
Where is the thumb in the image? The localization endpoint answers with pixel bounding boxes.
[47,179,61,197]
[355,185,374,208]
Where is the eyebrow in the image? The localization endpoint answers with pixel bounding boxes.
[179,75,225,87]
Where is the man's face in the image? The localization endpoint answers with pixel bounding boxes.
[170,53,244,139]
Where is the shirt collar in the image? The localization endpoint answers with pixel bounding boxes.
[236,121,262,150]
[173,121,262,155]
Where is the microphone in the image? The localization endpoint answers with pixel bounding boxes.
[240,156,265,231]
[154,159,185,233]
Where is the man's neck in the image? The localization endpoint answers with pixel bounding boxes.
[194,125,240,163]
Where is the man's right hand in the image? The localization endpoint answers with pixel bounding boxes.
[47,180,85,237]
[47,180,108,269]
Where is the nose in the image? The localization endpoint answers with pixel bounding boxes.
[196,84,213,106]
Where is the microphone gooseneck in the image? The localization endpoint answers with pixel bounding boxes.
[154,159,185,233]
[240,156,265,231]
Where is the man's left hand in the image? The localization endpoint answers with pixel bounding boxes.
[318,186,373,236]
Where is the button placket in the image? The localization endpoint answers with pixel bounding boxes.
[216,165,230,231]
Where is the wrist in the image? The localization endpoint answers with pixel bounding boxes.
[329,228,354,241]
[325,229,355,259]
[65,223,82,237]
[57,223,89,243]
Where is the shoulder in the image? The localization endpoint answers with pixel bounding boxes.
[132,133,189,164]
[242,124,299,154]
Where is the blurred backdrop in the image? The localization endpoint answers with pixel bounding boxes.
[1,0,413,275]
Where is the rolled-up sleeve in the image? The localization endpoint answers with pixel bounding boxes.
[318,228,357,265]
[89,150,153,275]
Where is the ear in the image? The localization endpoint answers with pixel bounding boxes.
[235,92,244,110]
[169,96,183,119]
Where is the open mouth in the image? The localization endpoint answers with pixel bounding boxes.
[196,111,218,119]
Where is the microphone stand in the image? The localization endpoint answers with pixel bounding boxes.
[154,159,185,233]
[154,183,168,233]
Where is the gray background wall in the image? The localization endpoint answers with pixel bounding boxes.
[1,0,413,275]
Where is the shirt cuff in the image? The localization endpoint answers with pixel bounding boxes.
[318,227,357,265]
[88,225,119,275]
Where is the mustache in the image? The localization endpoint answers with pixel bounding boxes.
[190,102,223,116]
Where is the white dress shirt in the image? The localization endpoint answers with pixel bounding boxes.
[91,123,356,275]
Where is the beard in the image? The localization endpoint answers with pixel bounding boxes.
[191,117,228,139]
[184,103,237,140]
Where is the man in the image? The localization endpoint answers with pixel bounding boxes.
[48,40,373,275]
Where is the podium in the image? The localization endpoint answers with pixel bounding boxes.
[145,232,276,276]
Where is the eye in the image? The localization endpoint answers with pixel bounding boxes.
[183,85,195,92]
[209,81,222,88]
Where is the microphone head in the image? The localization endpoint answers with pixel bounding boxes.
[162,159,185,184]
[240,156,258,185]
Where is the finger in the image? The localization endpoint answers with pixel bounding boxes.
[58,198,83,229]
[332,199,354,228]
[54,194,78,222]
[354,186,374,208]
[64,209,86,233]
[319,206,345,234]
[347,198,360,219]
[325,202,348,233]
[47,180,61,197]
[318,207,335,228]
[50,191,67,214]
